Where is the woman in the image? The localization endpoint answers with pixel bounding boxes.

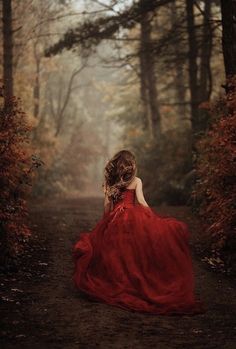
[73,149,206,315]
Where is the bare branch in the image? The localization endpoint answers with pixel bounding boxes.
[54,64,87,136]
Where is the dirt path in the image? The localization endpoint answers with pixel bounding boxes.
[1,197,236,349]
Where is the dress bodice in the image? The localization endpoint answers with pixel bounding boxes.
[113,189,135,207]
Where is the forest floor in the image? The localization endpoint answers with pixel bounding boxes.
[0,197,236,349]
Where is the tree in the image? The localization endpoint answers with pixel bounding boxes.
[45,0,173,140]
[186,0,213,137]
[139,4,161,139]
[49,65,86,137]
[170,1,187,122]
[2,0,13,99]
[220,0,236,79]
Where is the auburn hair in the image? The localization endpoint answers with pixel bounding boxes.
[103,150,137,203]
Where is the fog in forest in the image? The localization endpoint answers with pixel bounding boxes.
[1,0,224,204]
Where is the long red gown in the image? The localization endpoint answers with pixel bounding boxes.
[73,189,206,315]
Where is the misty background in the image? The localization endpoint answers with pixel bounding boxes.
[1,0,224,204]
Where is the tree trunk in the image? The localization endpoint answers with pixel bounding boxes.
[171,1,187,121]
[2,0,13,99]
[146,51,161,139]
[186,0,200,135]
[33,55,40,119]
[186,0,214,135]
[221,0,236,78]
[139,29,153,139]
[196,0,213,133]
[140,1,161,139]
[199,0,213,102]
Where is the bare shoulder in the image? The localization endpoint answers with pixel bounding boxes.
[134,177,143,189]
[135,177,142,184]
[126,176,140,189]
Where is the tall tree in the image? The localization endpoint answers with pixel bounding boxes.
[139,14,153,139]
[170,1,187,121]
[2,0,13,99]
[199,0,212,102]
[140,8,161,139]
[186,0,213,136]
[186,0,200,135]
[49,66,85,137]
[33,41,41,120]
[220,0,236,79]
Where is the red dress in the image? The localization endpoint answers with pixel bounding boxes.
[73,189,206,315]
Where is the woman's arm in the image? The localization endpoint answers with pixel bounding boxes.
[135,177,149,207]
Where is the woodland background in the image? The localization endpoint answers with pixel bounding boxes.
[0,0,235,273]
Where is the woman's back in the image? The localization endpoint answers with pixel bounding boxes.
[125,176,149,207]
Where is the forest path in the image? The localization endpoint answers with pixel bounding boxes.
[1,197,236,349]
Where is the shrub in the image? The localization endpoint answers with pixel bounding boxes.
[0,90,42,268]
[192,78,236,273]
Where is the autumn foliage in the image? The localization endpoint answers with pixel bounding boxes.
[192,78,236,272]
[0,90,40,266]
